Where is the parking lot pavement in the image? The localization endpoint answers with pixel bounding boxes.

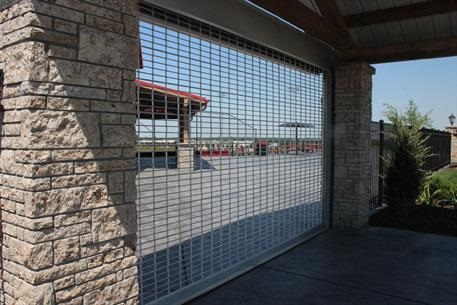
[136,154,324,302]
[137,154,323,253]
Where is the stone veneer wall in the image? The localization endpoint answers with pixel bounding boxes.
[333,62,374,229]
[445,127,457,164]
[0,1,139,304]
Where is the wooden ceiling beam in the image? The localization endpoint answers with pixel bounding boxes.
[344,36,457,63]
[314,0,347,29]
[315,0,353,47]
[249,0,352,49]
[345,0,457,28]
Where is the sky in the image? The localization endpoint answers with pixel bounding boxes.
[372,56,457,130]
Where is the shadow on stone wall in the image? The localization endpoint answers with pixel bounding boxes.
[0,69,4,303]
[0,1,142,302]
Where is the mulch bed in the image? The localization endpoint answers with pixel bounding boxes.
[369,205,457,237]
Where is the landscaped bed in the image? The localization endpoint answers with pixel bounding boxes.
[370,166,457,237]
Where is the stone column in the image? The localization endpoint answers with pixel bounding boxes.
[445,127,457,165]
[333,62,375,229]
[0,1,139,304]
[178,98,194,169]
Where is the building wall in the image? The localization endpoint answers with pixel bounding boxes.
[0,1,139,304]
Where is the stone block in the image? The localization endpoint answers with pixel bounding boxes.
[24,185,108,217]
[4,237,53,270]
[54,0,122,21]
[91,100,136,113]
[101,113,121,124]
[54,276,76,291]
[85,0,138,15]
[1,11,52,34]
[55,237,81,265]
[2,211,53,230]
[12,81,107,100]
[56,273,117,302]
[108,172,124,194]
[54,18,77,34]
[34,1,84,23]
[47,97,90,111]
[74,159,135,174]
[47,45,77,59]
[3,41,49,85]
[49,59,123,89]
[102,125,136,147]
[14,280,55,305]
[55,211,91,227]
[52,148,123,161]
[81,238,124,257]
[83,277,138,305]
[20,110,101,148]
[91,205,136,242]
[86,14,124,33]
[1,26,78,49]
[78,26,138,69]
[51,173,105,188]
[123,14,139,37]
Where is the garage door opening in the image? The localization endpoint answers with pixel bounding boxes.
[136,5,327,304]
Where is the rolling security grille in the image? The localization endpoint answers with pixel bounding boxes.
[137,5,326,304]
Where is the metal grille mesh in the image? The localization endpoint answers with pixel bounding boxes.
[137,6,326,304]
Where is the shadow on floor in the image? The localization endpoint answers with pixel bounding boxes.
[137,156,216,171]
[138,202,322,305]
[186,227,457,305]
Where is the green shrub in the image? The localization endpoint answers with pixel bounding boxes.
[444,189,457,208]
[418,176,448,206]
[418,181,441,206]
[383,101,432,217]
[419,175,457,208]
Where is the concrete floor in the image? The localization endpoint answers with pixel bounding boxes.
[187,227,457,305]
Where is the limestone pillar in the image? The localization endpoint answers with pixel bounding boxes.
[445,127,457,165]
[178,98,194,169]
[0,1,139,304]
[333,62,375,229]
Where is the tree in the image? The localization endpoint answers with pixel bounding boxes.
[383,101,432,217]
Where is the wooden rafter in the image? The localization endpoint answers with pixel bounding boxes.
[314,0,353,47]
[314,0,346,29]
[249,0,352,49]
[345,0,457,28]
[344,36,457,63]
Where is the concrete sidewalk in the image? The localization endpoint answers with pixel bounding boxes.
[187,227,457,305]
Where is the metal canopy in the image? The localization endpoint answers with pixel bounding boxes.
[135,79,208,120]
[279,122,315,128]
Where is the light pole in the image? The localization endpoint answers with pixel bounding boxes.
[279,122,314,154]
[449,113,456,126]
[218,92,257,145]
[216,111,257,154]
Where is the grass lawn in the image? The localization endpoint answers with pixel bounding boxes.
[432,167,457,185]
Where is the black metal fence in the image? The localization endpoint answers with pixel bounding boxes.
[369,120,451,210]
[422,128,452,171]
